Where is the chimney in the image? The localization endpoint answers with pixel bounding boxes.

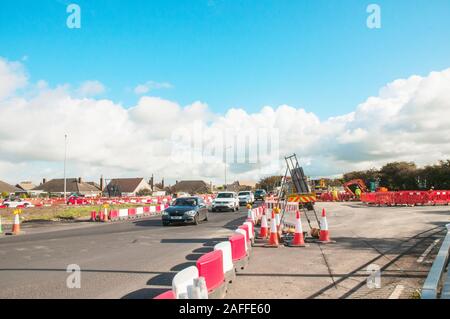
[78,177,83,183]
[42,178,47,185]
[162,178,165,189]
[150,174,154,190]
[100,175,104,190]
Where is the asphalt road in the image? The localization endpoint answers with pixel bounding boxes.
[0,206,251,299]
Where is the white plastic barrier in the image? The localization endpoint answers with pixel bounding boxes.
[150,205,156,214]
[136,207,144,215]
[243,221,254,239]
[118,208,128,218]
[172,266,199,299]
[159,204,165,211]
[235,229,248,252]
[214,242,234,274]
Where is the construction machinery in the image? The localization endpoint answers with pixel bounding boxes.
[343,179,369,196]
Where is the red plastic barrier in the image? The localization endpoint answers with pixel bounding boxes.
[153,290,175,299]
[361,190,450,206]
[196,250,224,292]
[128,208,136,217]
[0,205,7,209]
[229,234,246,261]
[238,224,250,243]
[143,206,150,213]
[109,210,118,220]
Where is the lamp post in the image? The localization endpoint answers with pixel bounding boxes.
[64,134,67,203]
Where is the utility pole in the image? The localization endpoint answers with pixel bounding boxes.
[64,134,67,203]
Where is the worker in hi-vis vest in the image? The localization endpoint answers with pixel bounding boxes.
[355,186,362,199]
[331,187,339,201]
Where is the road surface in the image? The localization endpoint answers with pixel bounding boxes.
[0,207,250,298]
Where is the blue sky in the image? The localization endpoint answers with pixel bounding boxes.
[1,0,450,119]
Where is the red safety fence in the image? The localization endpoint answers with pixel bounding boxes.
[360,190,450,206]
[318,192,353,202]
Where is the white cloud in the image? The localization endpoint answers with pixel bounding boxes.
[134,81,173,95]
[77,80,106,97]
[0,56,449,185]
[0,57,28,100]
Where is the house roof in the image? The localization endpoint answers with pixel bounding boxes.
[86,182,102,191]
[16,181,37,191]
[33,178,101,193]
[171,180,210,194]
[0,180,20,193]
[107,178,150,193]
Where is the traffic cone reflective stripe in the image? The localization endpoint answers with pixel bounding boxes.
[264,212,279,247]
[319,208,331,243]
[258,212,269,239]
[12,213,20,234]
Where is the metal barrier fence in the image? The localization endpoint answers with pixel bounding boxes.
[422,224,450,299]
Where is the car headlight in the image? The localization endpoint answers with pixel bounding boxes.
[184,210,197,216]
[162,211,169,216]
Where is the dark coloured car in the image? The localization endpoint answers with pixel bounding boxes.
[254,189,267,201]
[162,197,208,226]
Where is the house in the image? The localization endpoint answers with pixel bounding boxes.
[170,180,211,195]
[0,180,20,195]
[16,181,37,192]
[106,178,152,197]
[33,178,102,197]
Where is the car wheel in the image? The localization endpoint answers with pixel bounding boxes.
[212,208,216,212]
[162,221,170,226]
[194,214,199,225]
[204,213,208,221]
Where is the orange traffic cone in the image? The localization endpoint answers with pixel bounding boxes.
[258,212,269,239]
[288,210,306,247]
[12,213,21,235]
[319,208,333,243]
[264,212,279,248]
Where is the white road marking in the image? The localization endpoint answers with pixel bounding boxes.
[388,285,405,299]
[417,239,440,263]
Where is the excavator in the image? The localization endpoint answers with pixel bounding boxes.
[343,179,369,196]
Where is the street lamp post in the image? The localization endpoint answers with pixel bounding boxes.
[64,134,67,203]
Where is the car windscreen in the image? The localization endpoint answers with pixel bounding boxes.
[255,190,265,194]
[217,193,233,198]
[173,198,197,206]
[239,192,250,196]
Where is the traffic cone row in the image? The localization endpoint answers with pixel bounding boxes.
[257,205,334,246]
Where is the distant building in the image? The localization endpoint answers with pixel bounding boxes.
[106,178,152,197]
[170,180,211,195]
[33,178,102,197]
[0,180,20,194]
[16,181,37,192]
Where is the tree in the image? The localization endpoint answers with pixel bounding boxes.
[343,168,380,185]
[379,162,418,190]
[136,188,152,196]
[255,176,283,191]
